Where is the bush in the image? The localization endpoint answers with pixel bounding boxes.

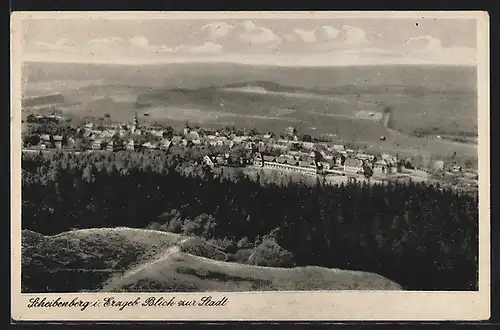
[233,248,254,264]
[248,239,296,268]
[236,237,253,249]
[180,238,227,261]
[209,237,237,254]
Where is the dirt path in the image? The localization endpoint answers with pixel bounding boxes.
[101,237,191,291]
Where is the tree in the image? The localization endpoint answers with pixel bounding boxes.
[164,126,174,139]
[249,128,259,136]
[301,134,313,142]
[249,238,296,268]
[237,237,252,249]
[363,165,373,179]
[23,134,40,147]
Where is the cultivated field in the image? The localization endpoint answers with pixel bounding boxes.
[21,62,478,165]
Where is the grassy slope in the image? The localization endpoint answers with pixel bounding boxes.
[22,227,402,293]
[109,252,402,292]
[21,228,184,292]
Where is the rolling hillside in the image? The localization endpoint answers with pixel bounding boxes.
[21,227,402,293]
[21,61,478,165]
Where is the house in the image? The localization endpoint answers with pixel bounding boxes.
[142,141,157,150]
[160,139,172,151]
[126,139,136,151]
[319,162,330,171]
[83,130,94,139]
[344,158,364,175]
[451,165,462,173]
[106,140,115,152]
[302,142,315,150]
[373,159,391,174]
[53,135,63,149]
[171,136,182,145]
[150,129,164,138]
[298,160,310,168]
[263,155,276,163]
[276,156,288,164]
[356,153,374,162]
[271,144,288,151]
[306,160,317,169]
[203,155,215,168]
[333,144,345,152]
[92,139,106,150]
[320,151,333,161]
[39,134,51,148]
[253,154,264,166]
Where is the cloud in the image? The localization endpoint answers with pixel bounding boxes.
[405,35,443,52]
[392,35,476,65]
[294,26,340,43]
[188,42,223,54]
[232,20,282,46]
[158,45,174,53]
[34,38,78,51]
[201,22,234,40]
[129,36,149,49]
[333,24,369,47]
[174,42,223,54]
[54,38,78,47]
[88,37,125,46]
[294,28,316,43]
[292,24,369,51]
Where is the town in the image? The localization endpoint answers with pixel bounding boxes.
[22,111,478,190]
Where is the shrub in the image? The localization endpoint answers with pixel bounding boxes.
[233,248,254,264]
[180,238,227,261]
[248,239,296,268]
[236,237,253,249]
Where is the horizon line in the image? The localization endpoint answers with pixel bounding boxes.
[22,59,476,68]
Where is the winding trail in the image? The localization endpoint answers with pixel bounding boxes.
[101,237,191,291]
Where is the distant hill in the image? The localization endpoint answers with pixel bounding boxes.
[22,93,65,107]
[22,227,402,293]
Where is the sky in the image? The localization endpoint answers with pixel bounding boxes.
[20,15,478,66]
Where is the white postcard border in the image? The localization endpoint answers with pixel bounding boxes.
[10,11,491,321]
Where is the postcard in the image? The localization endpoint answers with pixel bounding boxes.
[11,11,490,321]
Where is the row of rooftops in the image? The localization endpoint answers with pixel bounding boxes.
[39,134,63,142]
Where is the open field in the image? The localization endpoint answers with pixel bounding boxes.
[21,62,478,165]
[22,227,402,292]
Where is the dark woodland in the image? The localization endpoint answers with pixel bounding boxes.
[21,149,478,291]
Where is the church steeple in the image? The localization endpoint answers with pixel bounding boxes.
[133,113,139,128]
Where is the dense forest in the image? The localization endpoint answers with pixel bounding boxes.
[21,149,478,291]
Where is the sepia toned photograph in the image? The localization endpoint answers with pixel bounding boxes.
[11,11,490,321]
